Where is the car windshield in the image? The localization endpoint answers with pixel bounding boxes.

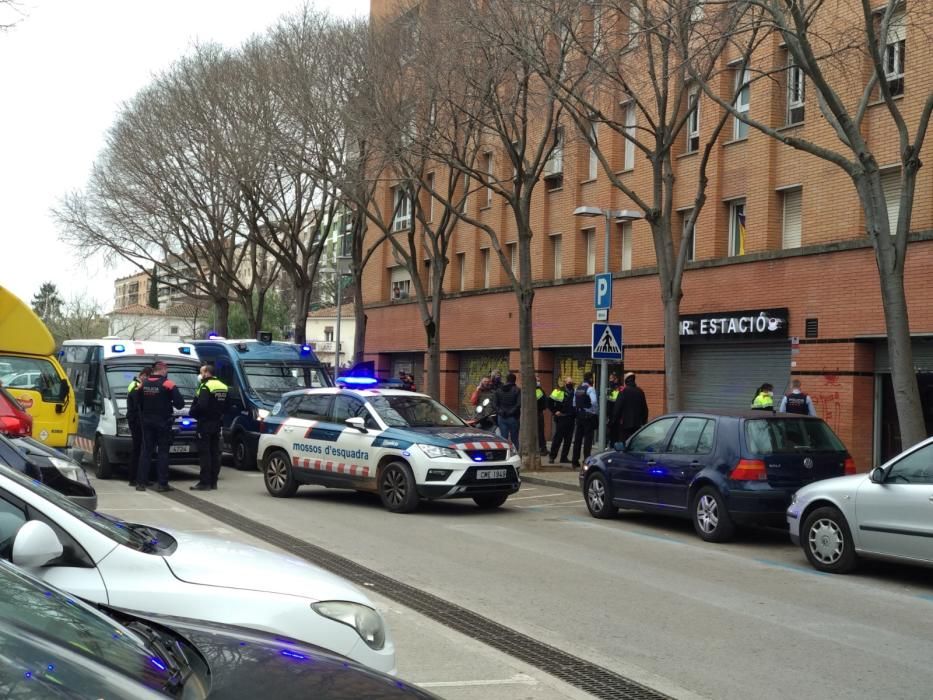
[242,362,329,402]
[0,463,176,555]
[0,560,175,691]
[0,355,66,403]
[106,363,201,401]
[367,395,466,428]
[745,418,846,455]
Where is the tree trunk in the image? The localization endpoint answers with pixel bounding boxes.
[213,297,229,337]
[254,289,268,336]
[663,295,682,413]
[425,317,441,400]
[293,284,312,345]
[352,277,366,365]
[517,286,539,471]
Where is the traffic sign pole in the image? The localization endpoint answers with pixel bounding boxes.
[598,215,611,451]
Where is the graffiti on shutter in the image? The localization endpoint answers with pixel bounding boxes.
[458,351,509,416]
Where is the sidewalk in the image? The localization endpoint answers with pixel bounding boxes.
[519,464,582,492]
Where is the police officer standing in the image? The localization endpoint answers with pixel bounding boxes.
[779,379,817,415]
[189,364,228,491]
[126,367,150,487]
[547,377,576,465]
[535,376,548,456]
[137,360,185,492]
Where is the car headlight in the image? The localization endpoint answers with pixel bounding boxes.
[48,457,91,485]
[116,418,131,436]
[311,601,386,650]
[417,443,459,459]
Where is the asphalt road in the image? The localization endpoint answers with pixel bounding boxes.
[93,463,933,700]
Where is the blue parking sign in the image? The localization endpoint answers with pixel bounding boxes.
[592,323,623,360]
[594,273,612,310]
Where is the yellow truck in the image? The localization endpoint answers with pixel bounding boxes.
[0,285,77,449]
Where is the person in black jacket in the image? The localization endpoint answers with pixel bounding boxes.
[126,367,150,487]
[548,377,575,465]
[611,372,649,443]
[494,373,521,445]
[137,361,185,492]
[188,364,228,491]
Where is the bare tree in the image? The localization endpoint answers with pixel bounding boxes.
[47,294,110,344]
[0,0,22,31]
[695,0,933,448]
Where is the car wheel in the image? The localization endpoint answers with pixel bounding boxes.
[802,506,858,574]
[691,486,735,542]
[379,461,419,513]
[232,433,255,471]
[473,493,509,509]
[263,450,298,498]
[585,472,617,519]
[93,439,113,480]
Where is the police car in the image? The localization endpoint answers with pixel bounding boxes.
[257,387,521,512]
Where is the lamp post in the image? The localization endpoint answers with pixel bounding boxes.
[573,205,644,451]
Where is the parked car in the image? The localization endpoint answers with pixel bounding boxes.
[0,433,97,509]
[0,385,32,438]
[0,558,436,699]
[0,461,396,674]
[580,411,854,542]
[788,435,933,573]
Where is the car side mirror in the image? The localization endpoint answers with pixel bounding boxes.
[869,466,886,484]
[613,441,626,452]
[58,383,70,402]
[12,520,64,568]
[345,417,367,433]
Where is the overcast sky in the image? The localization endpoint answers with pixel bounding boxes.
[0,0,369,310]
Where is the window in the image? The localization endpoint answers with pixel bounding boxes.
[669,418,715,455]
[590,0,602,51]
[390,266,412,300]
[481,248,490,288]
[587,121,599,180]
[745,418,845,455]
[728,199,746,256]
[507,242,518,275]
[681,209,695,262]
[781,189,802,249]
[623,103,636,171]
[686,87,700,153]
[0,495,26,559]
[426,172,435,222]
[169,325,179,335]
[332,395,377,429]
[882,170,901,235]
[583,228,596,275]
[552,235,563,279]
[482,153,494,207]
[621,222,633,271]
[886,443,933,485]
[544,126,564,189]
[392,186,411,232]
[296,394,333,422]
[457,252,466,291]
[627,3,641,49]
[459,173,470,213]
[627,417,677,453]
[786,56,805,124]
[883,10,906,97]
[324,327,334,342]
[733,66,750,140]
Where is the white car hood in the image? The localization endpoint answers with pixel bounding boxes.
[161,528,370,605]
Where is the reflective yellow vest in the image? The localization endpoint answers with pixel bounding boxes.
[751,392,774,409]
[549,388,565,402]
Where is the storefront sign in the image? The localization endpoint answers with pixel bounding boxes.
[679,308,789,342]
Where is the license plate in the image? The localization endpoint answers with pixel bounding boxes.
[169,445,191,454]
[476,469,507,480]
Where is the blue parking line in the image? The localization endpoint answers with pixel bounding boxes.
[754,557,830,577]
[917,594,933,604]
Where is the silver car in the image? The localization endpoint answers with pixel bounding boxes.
[788,436,933,573]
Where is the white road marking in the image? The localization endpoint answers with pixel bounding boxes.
[415,674,537,688]
[508,493,569,501]
[514,500,582,509]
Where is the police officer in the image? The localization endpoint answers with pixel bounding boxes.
[535,376,548,456]
[571,373,598,469]
[779,379,817,415]
[126,367,150,487]
[137,360,185,492]
[751,383,775,411]
[547,377,576,465]
[189,363,228,491]
[606,377,621,444]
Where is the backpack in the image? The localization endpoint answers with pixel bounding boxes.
[575,385,592,410]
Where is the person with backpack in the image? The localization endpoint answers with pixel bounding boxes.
[779,379,817,415]
[495,373,521,446]
[548,377,575,465]
[571,372,598,469]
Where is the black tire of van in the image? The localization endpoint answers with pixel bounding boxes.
[232,433,255,471]
[94,438,114,480]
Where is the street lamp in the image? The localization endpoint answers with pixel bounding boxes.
[573,205,644,451]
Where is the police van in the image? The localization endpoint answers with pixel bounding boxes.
[256,386,521,513]
[192,334,333,471]
[60,339,202,478]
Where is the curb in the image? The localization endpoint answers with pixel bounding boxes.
[521,474,581,493]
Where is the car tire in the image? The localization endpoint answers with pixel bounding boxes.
[232,433,255,471]
[379,461,419,513]
[691,486,735,542]
[473,493,509,509]
[584,472,617,519]
[263,450,298,498]
[93,438,113,480]
[801,506,858,574]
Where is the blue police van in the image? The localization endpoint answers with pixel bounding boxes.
[192,334,333,470]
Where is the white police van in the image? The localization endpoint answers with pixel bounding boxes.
[60,339,202,478]
[257,386,522,512]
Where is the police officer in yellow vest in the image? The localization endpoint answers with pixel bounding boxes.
[606,380,621,444]
[535,376,548,456]
[751,383,775,411]
[547,377,576,465]
[189,364,228,491]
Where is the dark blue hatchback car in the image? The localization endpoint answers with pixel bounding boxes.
[579,411,854,542]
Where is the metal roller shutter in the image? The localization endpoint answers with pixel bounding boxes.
[458,351,509,416]
[390,353,424,387]
[782,189,802,249]
[874,338,933,373]
[682,342,791,412]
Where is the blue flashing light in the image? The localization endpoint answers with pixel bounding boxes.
[47,664,54,672]
[280,650,308,661]
[181,419,193,428]
[207,331,219,339]
[401,450,411,457]
[24,671,32,680]
[300,344,312,355]
[472,455,485,462]
[179,346,191,354]
[150,658,168,672]
[338,376,378,386]
[43,591,52,597]
[111,344,125,353]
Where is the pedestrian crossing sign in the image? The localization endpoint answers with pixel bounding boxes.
[592,323,623,360]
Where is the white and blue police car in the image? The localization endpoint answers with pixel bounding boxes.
[256,384,521,513]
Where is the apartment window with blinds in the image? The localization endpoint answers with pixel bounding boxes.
[481,248,490,288]
[786,56,805,124]
[507,242,518,275]
[588,121,599,180]
[733,67,750,140]
[621,222,633,271]
[482,152,494,207]
[681,209,696,261]
[686,87,700,153]
[552,235,563,279]
[623,102,636,171]
[627,4,641,49]
[728,200,747,256]
[392,186,412,232]
[583,228,596,275]
[882,171,901,235]
[459,173,470,213]
[781,189,802,249]
[457,252,465,291]
[544,126,564,190]
[883,10,906,97]
[426,172,435,222]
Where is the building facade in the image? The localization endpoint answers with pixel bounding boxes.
[361,0,933,470]
[306,303,356,371]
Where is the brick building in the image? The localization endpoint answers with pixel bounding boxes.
[361,0,933,470]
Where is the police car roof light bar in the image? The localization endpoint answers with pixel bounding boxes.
[337,376,379,386]
[112,344,125,353]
